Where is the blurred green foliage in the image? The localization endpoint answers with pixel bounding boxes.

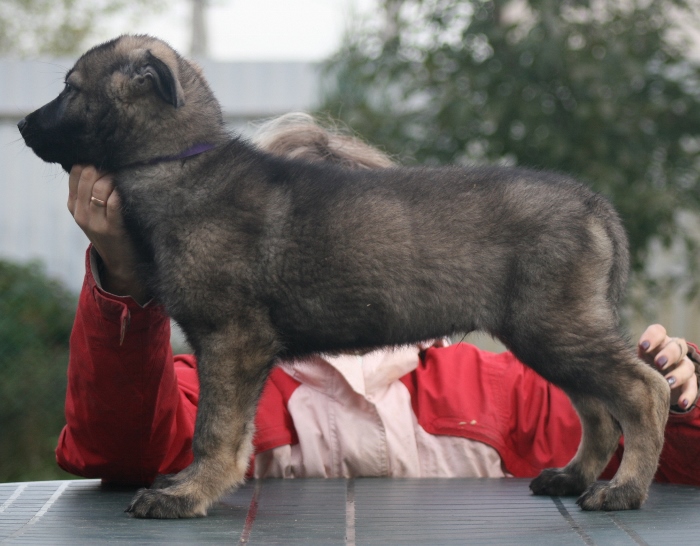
[321,0,700,292]
[0,260,77,482]
[0,0,166,57]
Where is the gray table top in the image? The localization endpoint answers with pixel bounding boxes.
[1,478,697,545]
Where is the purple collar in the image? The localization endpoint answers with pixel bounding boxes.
[128,143,216,168]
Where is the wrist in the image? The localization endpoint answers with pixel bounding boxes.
[92,248,149,304]
[101,269,149,304]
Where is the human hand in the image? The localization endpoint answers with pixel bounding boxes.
[638,324,698,410]
[68,165,149,304]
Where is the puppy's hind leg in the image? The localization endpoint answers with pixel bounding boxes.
[530,394,621,497]
[513,322,668,510]
[576,358,669,510]
[528,335,668,510]
[126,320,280,518]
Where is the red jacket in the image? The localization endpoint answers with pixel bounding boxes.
[56,250,700,485]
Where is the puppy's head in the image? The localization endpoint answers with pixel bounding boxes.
[18,35,221,172]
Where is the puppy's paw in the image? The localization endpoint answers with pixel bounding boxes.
[125,487,208,519]
[530,468,588,497]
[576,482,645,511]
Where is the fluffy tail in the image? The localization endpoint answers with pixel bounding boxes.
[587,194,630,312]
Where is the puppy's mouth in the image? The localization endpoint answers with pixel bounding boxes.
[59,160,75,173]
[17,117,77,173]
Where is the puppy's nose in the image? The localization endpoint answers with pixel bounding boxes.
[17,118,27,133]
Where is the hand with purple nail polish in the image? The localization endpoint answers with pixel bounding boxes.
[638,324,698,410]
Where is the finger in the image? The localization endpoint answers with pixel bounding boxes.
[655,337,688,372]
[91,175,115,203]
[673,337,688,361]
[638,324,667,356]
[75,165,100,208]
[73,166,103,227]
[67,165,85,216]
[669,358,698,409]
[665,356,694,390]
[679,380,698,410]
[104,187,122,219]
[90,174,115,211]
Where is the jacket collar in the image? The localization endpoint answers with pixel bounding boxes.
[281,347,422,399]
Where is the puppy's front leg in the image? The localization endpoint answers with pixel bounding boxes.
[126,322,279,518]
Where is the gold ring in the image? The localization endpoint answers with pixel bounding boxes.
[90,196,106,207]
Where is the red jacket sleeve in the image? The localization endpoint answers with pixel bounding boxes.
[56,248,298,485]
[56,248,197,485]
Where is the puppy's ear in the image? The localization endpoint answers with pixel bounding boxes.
[138,50,186,108]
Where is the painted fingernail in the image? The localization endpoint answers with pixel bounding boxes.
[682,399,690,408]
[641,341,650,351]
[667,377,676,386]
[656,356,668,369]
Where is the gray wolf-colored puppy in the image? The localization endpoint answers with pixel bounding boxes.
[18,35,669,518]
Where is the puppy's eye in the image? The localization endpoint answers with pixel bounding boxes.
[63,82,76,93]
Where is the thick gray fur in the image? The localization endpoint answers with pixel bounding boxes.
[18,35,670,518]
